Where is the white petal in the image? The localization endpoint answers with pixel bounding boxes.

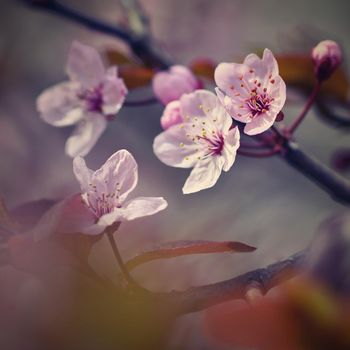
[222,127,240,172]
[66,41,105,88]
[97,197,167,224]
[73,156,93,193]
[180,89,218,118]
[36,81,83,127]
[182,157,225,194]
[65,113,107,157]
[244,112,276,135]
[92,149,138,204]
[153,124,199,168]
[121,197,168,221]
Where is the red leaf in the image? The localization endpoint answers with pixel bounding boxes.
[126,240,256,270]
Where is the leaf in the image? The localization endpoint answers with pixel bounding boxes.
[126,240,256,270]
[276,54,350,102]
[105,49,135,66]
[190,58,216,80]
[119,66,154,89]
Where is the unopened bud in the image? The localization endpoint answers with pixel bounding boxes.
[312,40,342,81]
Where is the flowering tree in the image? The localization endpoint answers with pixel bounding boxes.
[1,1,350,349]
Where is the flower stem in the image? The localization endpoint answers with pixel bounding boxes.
[106,226,137,286]
[288,82,321,134]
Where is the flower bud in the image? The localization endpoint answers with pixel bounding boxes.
[311,40,342,81]
[152,65,200,105]
[160,100,183,130]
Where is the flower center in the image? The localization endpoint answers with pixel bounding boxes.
[246,91,270,117]
[204,132,224,156]
[77,85,103,113]
[84,182,122,219]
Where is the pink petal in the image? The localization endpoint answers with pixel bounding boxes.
[102,67,128,115]
[153,124,199,168]
[215,88,252,123]
[92,149,138,204]
[99,197,167,223]
[65,113,107,157]
[152,65,198,105]
[180,89,218,118]
[222,126,240,172]
[214,62,250,98]
[66,41,105,88]
[160,100,183,130]
[37,81,83,126]
[33,194,99,241]
[244,112,276,136]
[182,156,225,194]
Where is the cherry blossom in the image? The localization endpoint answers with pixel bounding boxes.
[152,65,200,105]
[31,150,167,239]
[160,100,183,130]
[214,49,286,135]
[37,41,128,157]
[312,40,342,81]
[73,149,168,234]
[153,90,240,194]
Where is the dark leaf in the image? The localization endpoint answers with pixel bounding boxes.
[126,240,256,270]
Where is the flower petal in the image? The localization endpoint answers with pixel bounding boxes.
[65,113,107,157]
[214,62,250,98]
[73,156,94,193]
[92,149,138,204]
[244,112,276,136]
[37,81,83,127]
[222,126,240,172]
[153,124,199,168]
[180,89,218,118]
[182,156,225,194]
[120,197,168,222]
[101,67,128,115]
[33,194,99,241]
[66,41,105,88]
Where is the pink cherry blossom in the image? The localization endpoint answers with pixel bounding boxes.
[152,65,200,105]
[32,150,167,239]
[153,90,240,194]
[312,40,342,81]
[160,100,183,130]
[37,41,128,157]
[72,149,167,234]
[214,49,286,136]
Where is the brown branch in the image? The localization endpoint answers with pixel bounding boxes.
[158,250,306,314]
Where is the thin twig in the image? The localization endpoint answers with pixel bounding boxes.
[288,82,321,134]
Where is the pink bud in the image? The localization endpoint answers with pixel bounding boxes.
[160,100,183,130]
[312,40,342,81]
[152,65,200,105]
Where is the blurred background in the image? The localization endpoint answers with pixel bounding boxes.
[0,0,349,349]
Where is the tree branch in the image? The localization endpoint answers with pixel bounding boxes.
[158,250,306,314]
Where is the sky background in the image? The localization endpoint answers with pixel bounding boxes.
[1,0,349,348]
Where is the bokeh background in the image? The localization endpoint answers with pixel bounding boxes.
[0,0,349,349]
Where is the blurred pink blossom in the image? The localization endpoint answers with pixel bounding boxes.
[153,90,240,194]
[160,100,183,130]
[37,41,128,157]
[312,40,342,81]
[215,49,286,135]
[152,65,200,105]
